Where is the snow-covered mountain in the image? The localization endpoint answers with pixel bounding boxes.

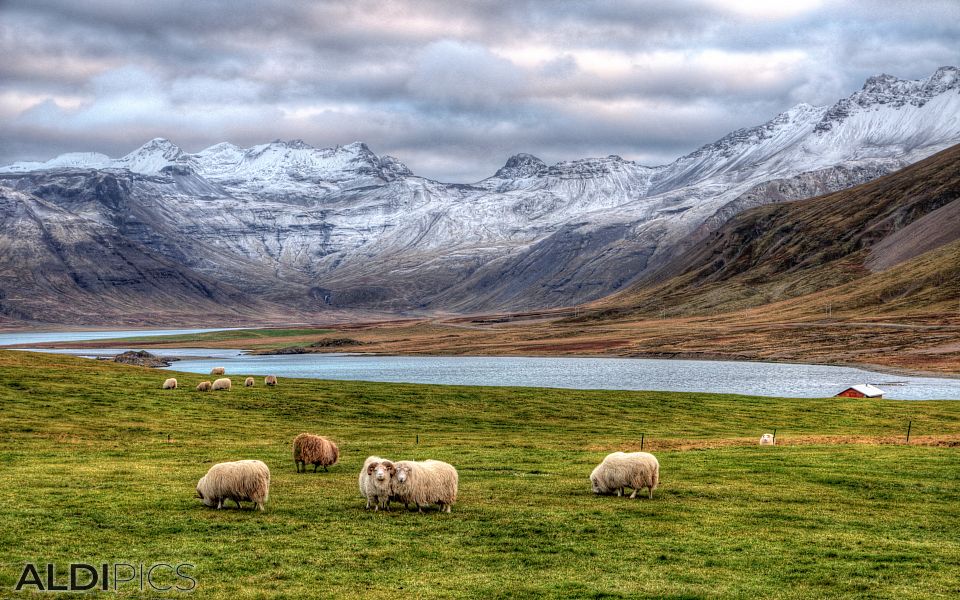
[1,67,958,320]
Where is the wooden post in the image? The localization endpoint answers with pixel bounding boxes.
[772,428,777,444]
[416,434,419,445]
[906,420,912,444]
[641,433,645,451]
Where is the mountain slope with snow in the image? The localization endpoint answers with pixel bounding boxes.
[1,67,958,321]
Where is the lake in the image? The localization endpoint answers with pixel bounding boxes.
[20,343,960,400]
[0,327,238,347]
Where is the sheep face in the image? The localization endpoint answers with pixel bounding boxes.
[368,460,395,482]
[196,477,216,507]
[395,463,412,484]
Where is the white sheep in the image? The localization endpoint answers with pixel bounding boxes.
[210,367,226,375]
[162,378,178,390]
[212,378,231,391]
[590,451,660,499]
[392,459,459,513]
[760,433,776,446]
[196,459,270,510]
[358,456,395,511]
[244,377,255,387]
[264,375,278,386]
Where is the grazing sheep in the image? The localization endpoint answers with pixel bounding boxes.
[196,459,270,510]
[264,375,278,386]
[162,378,178,390]
[760,433,776,446]
[244,377,255,387]
[210,367,225,375]
[293,433,340,473]
[212,378,232,391]
[392,460,459,513]
[359,456,395,511]
[590,452,660,499]
[196,381,212,392]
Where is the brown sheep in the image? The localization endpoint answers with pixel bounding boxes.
[196,381,212,392]
[244,377,255,387]
[265,375,278,386]
[293,433,340,473]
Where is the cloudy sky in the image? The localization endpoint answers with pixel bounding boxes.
[1,0,958,182]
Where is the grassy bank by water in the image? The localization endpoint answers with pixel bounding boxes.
[1,350,959,598]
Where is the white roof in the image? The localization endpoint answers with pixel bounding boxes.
[846,384,885,397]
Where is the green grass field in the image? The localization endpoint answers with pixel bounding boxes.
[2,350,959,598]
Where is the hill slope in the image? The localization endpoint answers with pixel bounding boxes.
[0,186,300,326]
[602,143,960,318]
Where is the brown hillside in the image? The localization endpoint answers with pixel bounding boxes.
[601,143,960,317]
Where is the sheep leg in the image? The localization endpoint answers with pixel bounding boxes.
[216,499,223,509]
[616,488,623,497]
[314,464,319,473]
[648,486,654,500]
[629,489,637,499]
[445,505,452,513]
[323,465,328,472]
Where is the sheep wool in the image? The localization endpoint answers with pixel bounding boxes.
[196,459,270,510]
[264,375,278,386]
[293,433,340,473]
[244,377,255,387]
[196,381,212,392]
[590,451,660,499]
[760,434,776,446]
[210,367,226,376]
[359,456,395,511]
[392,459,458,513]
[162,378,178,390]
[212,378,232,391]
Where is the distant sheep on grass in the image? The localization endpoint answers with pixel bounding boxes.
[196,381,212,392]
[392,459,459,513]
[265,375,278,386]
[359,456,395,511]
[162,378,177,390]
[210,367,225,375]
[244,377,255,387]
[590,451,659,499]
[293,433,340,473]
[760,434,776,446]
[212,378,231,391]
[196,459,270,510]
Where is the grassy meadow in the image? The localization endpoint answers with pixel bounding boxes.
[1,349,960,598]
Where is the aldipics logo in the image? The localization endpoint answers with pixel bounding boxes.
[14,563,196,593]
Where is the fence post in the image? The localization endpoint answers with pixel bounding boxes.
[906,420,912,444]
[772,428,777,444]
[416,434,419,445]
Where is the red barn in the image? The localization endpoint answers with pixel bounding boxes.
[835,384,884,399]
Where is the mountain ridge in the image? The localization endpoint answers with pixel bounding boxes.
[1,67,958,323]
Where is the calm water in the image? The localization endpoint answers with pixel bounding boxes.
[27,346,960,400]
[7,328,959,400]
[0,327,238,347]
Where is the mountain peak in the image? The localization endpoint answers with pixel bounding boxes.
[494,153,548,178]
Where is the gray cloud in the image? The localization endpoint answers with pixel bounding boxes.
[1,0,958,181]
